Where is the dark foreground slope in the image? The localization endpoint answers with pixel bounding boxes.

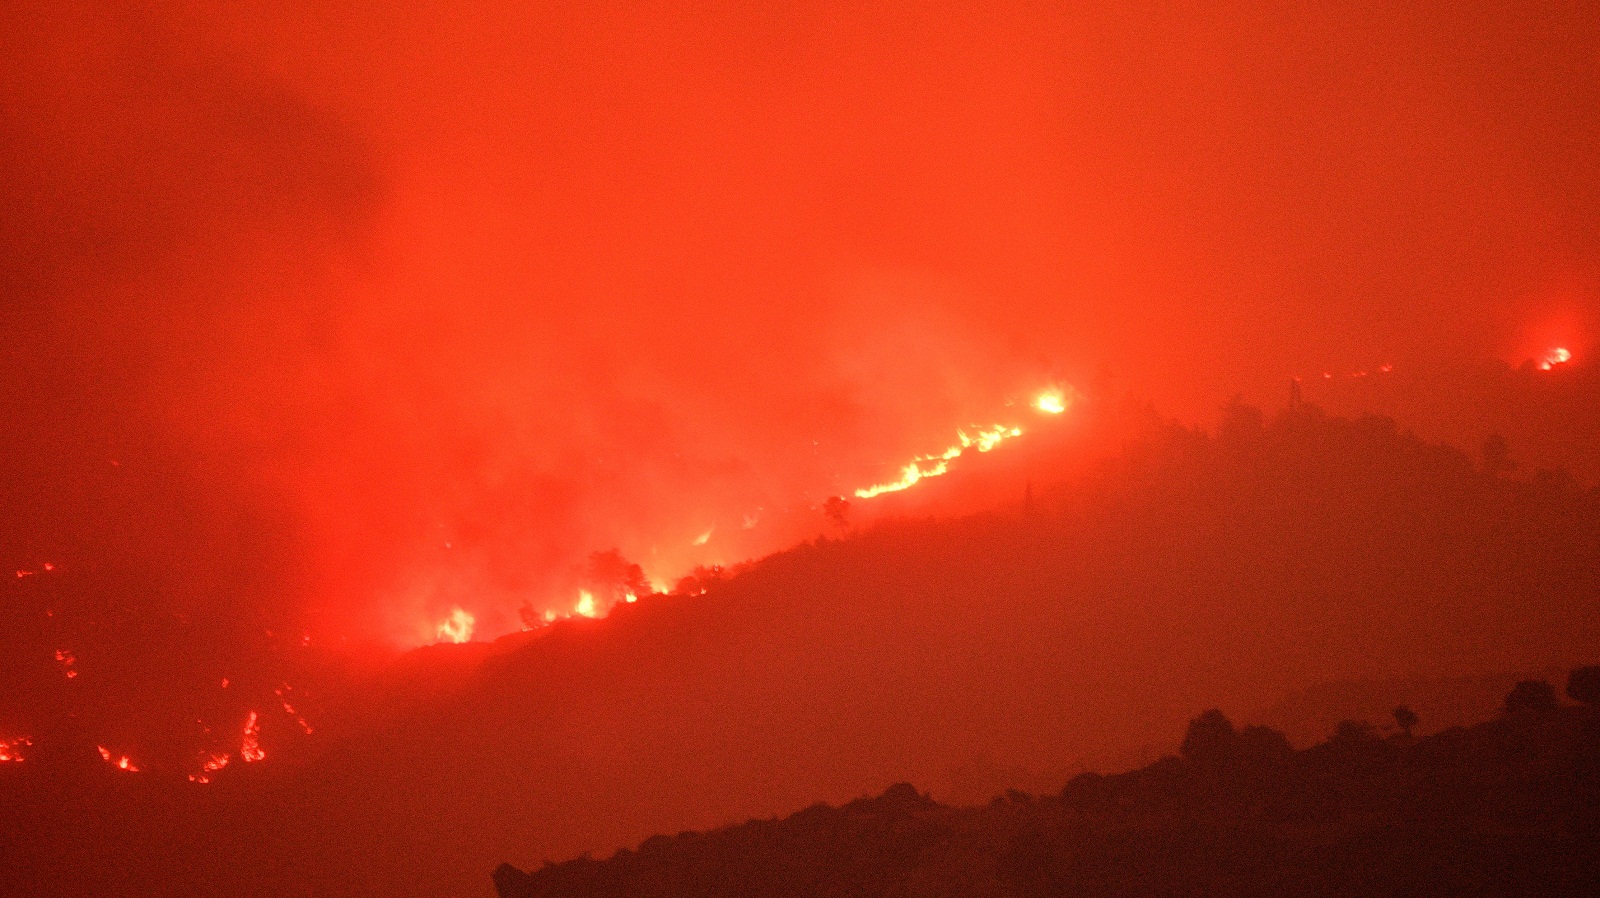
[496,688,1600,898]
[5,403,1600,898]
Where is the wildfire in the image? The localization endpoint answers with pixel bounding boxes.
[241,711,265,763]
[187,751,231,784]
[435,606,475,643]
[574,590,599,618]
[276,687,314,734]
[97,746,140,772]
[1034,388,1068,414]
[854,423,1023,500]
[54,649,77,679]
[1538,347,1572,370]
[0,736,31,762]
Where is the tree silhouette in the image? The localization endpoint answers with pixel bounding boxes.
[586,549,648,603]
[1566,667,1600,707]
[1180,709,1236,764]
[1393,705,1419,737]
[1504,680,1558,715]
[822,496,850,530]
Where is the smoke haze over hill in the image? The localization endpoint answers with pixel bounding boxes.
[5,1,1599,648]
[4,4,1600,896]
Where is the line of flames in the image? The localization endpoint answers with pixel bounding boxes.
[433,387,1071,643]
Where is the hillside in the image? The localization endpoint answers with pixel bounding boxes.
[4,403,1600,898]
[495,678,1600,898]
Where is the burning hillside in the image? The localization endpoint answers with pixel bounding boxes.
[5,401,1600,898]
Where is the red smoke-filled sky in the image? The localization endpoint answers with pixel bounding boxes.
[3,2,1597,642]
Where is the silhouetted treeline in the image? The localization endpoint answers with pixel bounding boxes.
[496,673,1600,898]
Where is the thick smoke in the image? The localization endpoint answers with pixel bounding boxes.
[4,1,1598,655]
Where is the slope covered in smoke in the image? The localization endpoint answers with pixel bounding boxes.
[493,683,1600,898]
[5,401,1598,898]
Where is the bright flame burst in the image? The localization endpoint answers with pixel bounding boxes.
[1034,388,1068,415]
[0,736,31,763]
[435,606,475,644]
[1538,347,1572,371]
[97,746,140,772]
[574,590,599,618]
[241,712,265,763]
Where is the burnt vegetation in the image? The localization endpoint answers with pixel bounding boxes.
[496,674,1600,898]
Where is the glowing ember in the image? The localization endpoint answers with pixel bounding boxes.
[54,649,77,679]
[1538,347,1572,370]
[1034,389,1068,414]
[276,687,314,734]
[0,736,31,762]
[693,526,714,546]
[435,606,475,643]
[187,751,231,784]
[241,711,265,762]
[97,746,140,772]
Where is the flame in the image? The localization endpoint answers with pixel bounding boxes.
[1034,388,1068,414]
[241,711,265,762]
[275,687,314,734]
[1538,347,1572,370]
[97,746,140,772]
[54,649,77,679]
[574,590,599,618]
[854,423,1023,500]
[188,751,231,784]
[0,736,31,762]
[435,607,475,644]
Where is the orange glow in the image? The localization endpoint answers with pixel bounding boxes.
[1538,347,1572,370]
[97,746,140,772]
[435,607,475,643]
[0,736,30,762]
[241,711,265,762]
[187,751,231,784]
